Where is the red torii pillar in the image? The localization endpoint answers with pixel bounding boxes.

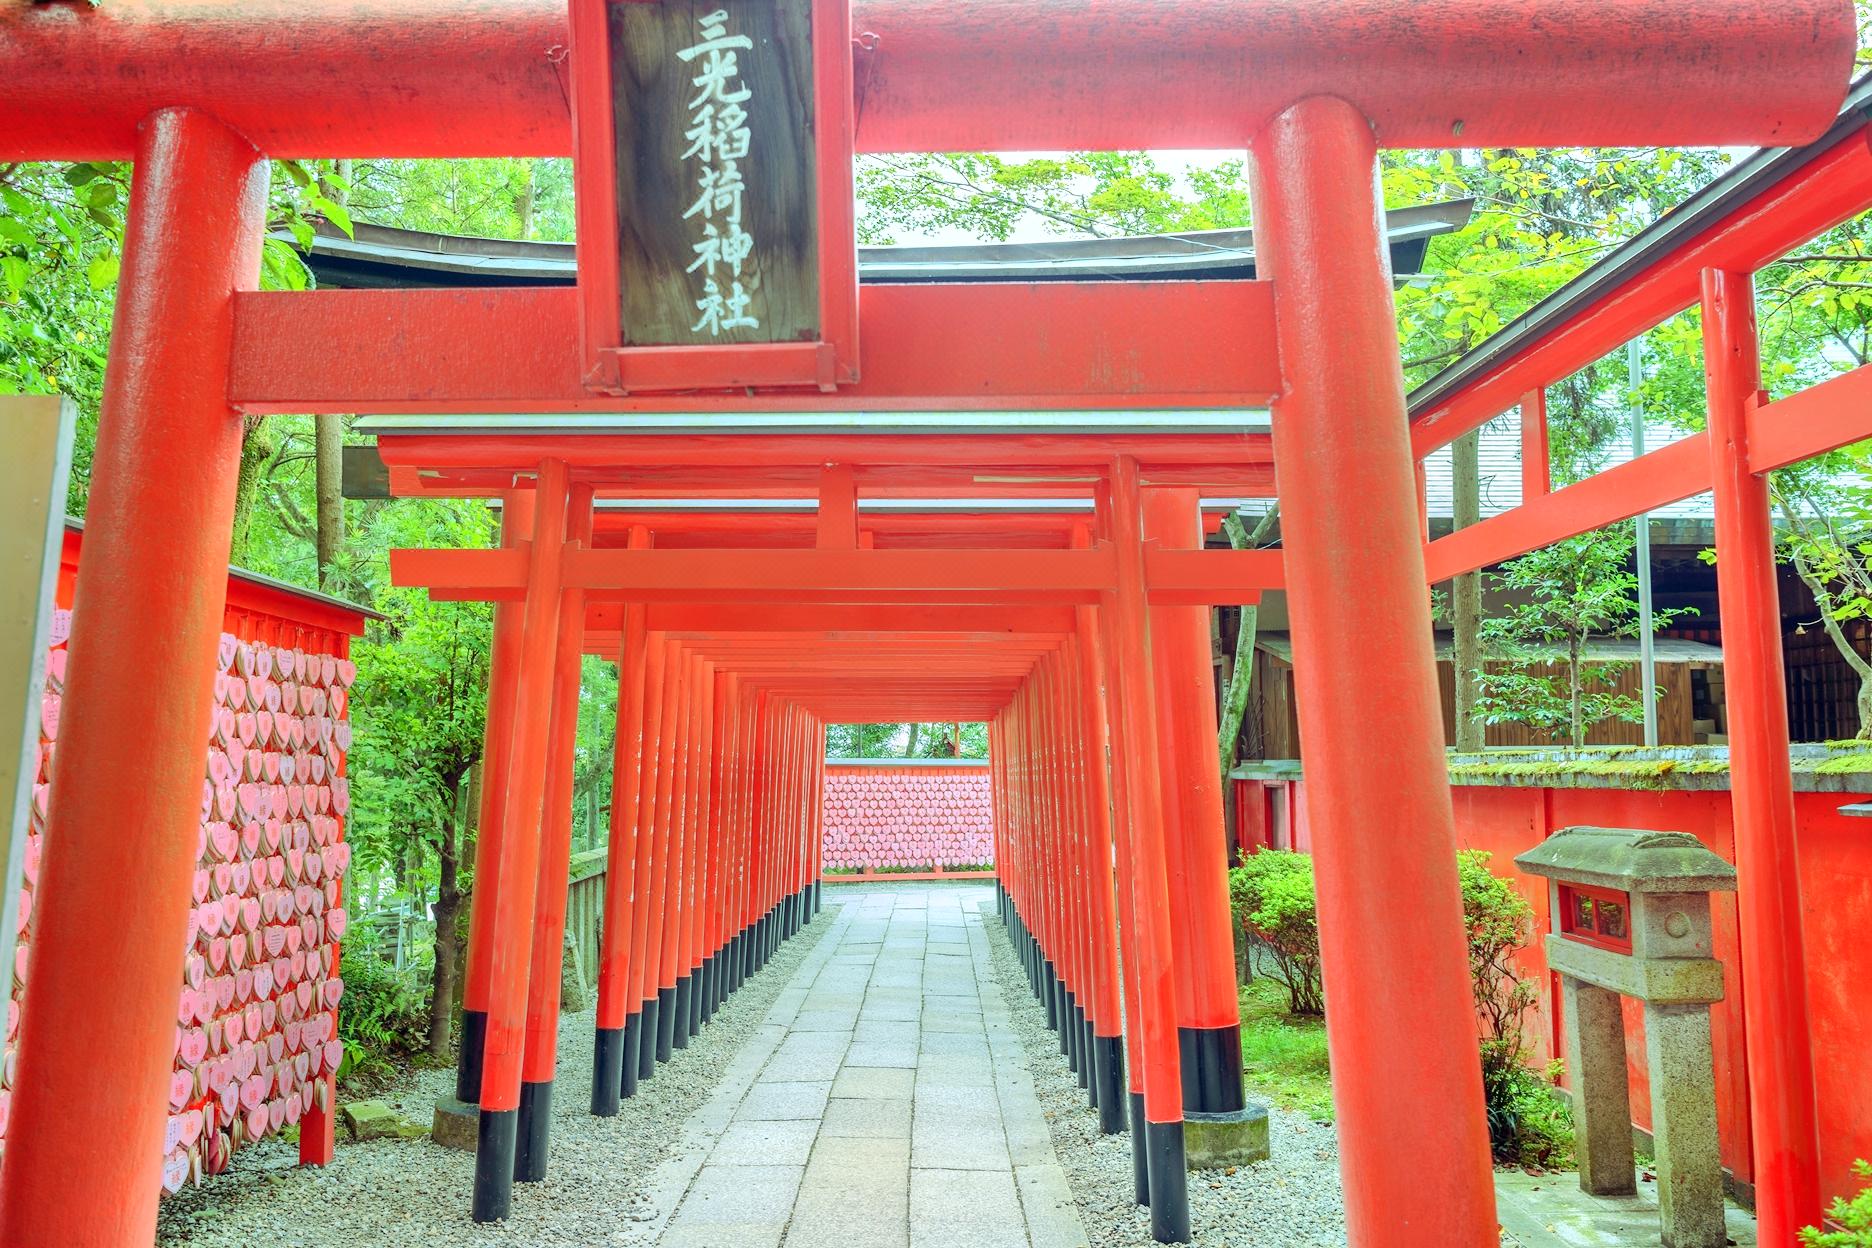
[471,460,574,1222]
[513,485,594,1181]
[457,491,533,1107]
[1701,267,1823,1240]
[592,526,650,1113]
[1248,97,1497,1244]
[1143,488,1250,1127]
[1103,458,1192,1243]
[0,108,268,1248]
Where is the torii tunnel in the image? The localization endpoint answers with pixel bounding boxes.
[0,1,1861,1245]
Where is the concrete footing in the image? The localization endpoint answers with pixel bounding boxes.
[1182,1104,1271,1169]
[431,1095,480,1153]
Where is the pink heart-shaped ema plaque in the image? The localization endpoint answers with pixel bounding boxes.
[234,967,253,1001]
[304,851,323,885]
[275,648,296,680]
[181,1029,208,1066]
[225,1011,245,1046]
[254,711,273,746]
[176,989,198,1028]
[299,913,318,948]
[286,847,305,882]
[211,863,233,896]
[245,674,267,709]
[265,683,283,714]
[265,1032,283,1064]
[224,676,246,711]
[335,722,353,753]
[264,820,283,853]
[229,935,248,971]
[261,999,278,1034]
[207,750,230,786]
[217,634,237,671]
[191,870,210,904]
[207,822,237,863]
[215,976,236,1011]
[254,646,274,680]
[266,857,285,888]
[161,1150,189,1194]
[336,658,356,688]
[283,925,302,956]
[322,978,344,1009]
[330,688,346,718]
[206,938,227,974]
[264,927,286,959]
[290,949,306,982]
[179,1107,204,1150]
[214,786,236,823]
[280,684,299,715]
[253,964,274,1000]
[169,1070,194,1111]
[240,897,261,931]
[309,757,326,785]
[323,1040,343,1074]
[295,980,314,1015]
[39,693,59,742]
[245,1102,269,1142]
[331,779,350,816]
[233,1041,257,1082]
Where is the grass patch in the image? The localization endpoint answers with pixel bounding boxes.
[1238,978,1334,1122]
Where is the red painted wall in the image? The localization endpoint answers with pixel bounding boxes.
[8,527,369,1190]
[821,763,992,871]
[1235,776,1872,1207]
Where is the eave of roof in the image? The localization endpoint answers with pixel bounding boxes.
[279,200,1474,289]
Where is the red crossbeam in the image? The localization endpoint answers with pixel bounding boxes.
[0,0,1849,160]
[229,282,1280,413]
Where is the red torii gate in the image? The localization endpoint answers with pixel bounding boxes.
[0,2,1856,1246]
[381,420,1279,1237]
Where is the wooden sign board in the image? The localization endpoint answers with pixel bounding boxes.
[569,0,856,394]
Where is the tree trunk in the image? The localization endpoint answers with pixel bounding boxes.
[1786,541,1872,740]
[903,722,920,757]
[1451,429,1486,751]
[1216,509,1278,775]
[228,417,273,566]
[313,414,344,587]
[428,773,466,1059]
[1568,634,1585,748]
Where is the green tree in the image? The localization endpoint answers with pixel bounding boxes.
[1474,527,1689,746]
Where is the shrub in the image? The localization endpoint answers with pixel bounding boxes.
[336,942,432,1086]
[1228,851,1324,1016]
[1803,1160,1872,1247]
[1459,850,1572,1167]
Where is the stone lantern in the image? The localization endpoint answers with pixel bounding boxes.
[1514,826,1738,1248]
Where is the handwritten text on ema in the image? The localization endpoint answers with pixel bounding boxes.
[679,9,759,336]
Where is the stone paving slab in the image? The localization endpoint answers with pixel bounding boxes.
[653,883,1089,1248]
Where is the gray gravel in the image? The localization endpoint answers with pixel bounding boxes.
[982,914,1349,1248]
[156,913,836,1247]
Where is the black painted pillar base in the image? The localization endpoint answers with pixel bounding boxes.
[1094,1036,1127,1134]
[1144,1119,1191,1243]
[592,1027,624,1116]
[1080,1014,1095,1097]
[471,1107,518,1223]
[639,996,661,1082]
[621,1011,642,1099]
[456,1008,488,1104]
[689,962,706,1032]
[672,976,694,1050]
[514,1080,553,1182]
[1177,1024,1248,1115]
[656,984,678,1061]
[1129,1092,1150,1205]
[700,955,718,1022]
[1042,961,1059,1030]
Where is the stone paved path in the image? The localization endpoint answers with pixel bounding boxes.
[636,882,1088,1248]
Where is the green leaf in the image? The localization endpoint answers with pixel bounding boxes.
[1,257,28,298]
[85,257,119,290]
[309,196,354,238]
